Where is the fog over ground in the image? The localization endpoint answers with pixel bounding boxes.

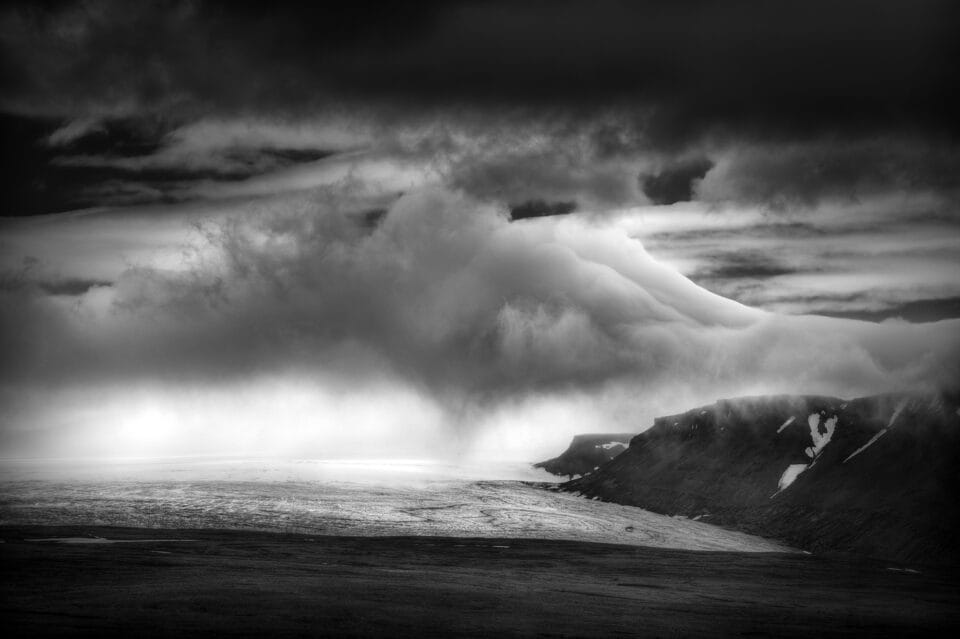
[1,1,958,460]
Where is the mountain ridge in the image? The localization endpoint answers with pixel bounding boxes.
[560,391,960,565]
[534,433,636,478]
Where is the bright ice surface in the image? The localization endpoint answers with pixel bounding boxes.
[0,457,791,553]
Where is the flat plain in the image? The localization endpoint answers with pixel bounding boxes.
[3,525,959,638]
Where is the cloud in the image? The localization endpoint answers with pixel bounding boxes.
[2,2,959,461]
[449,148,642,209]
[1,187,958,458]
[640,157,714,205]
[3,1,957,139]
[806,297,960,324]
[509,200,577,221]
[624,192,960,320]
[4,0,959,227]
[697,139,960,207]
[12,116,363,210]
[690,250,798,281]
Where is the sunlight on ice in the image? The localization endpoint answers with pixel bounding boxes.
[0,457,792,554]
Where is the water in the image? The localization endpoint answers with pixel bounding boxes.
[0,457,790,553]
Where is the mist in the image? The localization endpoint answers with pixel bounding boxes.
[2,187,957,460]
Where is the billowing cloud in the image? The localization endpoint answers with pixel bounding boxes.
[1,188,957,458]
[629,194,960,320]
[1,1,959,461]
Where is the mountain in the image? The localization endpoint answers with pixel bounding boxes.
[534,433,635,478]
[562,392,960,565]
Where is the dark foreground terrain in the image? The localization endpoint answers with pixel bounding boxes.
[2,526,959,637]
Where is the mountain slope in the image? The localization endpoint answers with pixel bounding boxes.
[563,393,960,565]
[534,433,635,478]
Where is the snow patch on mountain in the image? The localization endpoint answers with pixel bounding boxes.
[776,416,796,434]
[844,397,909,464]
[887,398,909,429]
[804,414,837,459]
[777,464,808,491]
[843,430,888,464]
[598,441,629,450]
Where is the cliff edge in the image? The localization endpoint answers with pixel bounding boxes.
[534,433,635,478]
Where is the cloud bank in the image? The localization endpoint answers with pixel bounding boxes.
[4,1,957,138]
[1,1,959,459]
[2,188,957,458]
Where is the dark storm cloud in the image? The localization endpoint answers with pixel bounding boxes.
[0,254,111,297]
[509,200,577,221]
[357,208,388,231]
[446,135,645,209]
[0,113,77,215]
[810,297,960,324]
[2,0,957,139]
[35,277,112,296]
[640,158,714,205]
[698,139,960,207]
[645,221,829,245]
[691,251,798,281]
[48,116,167,157]
[0,111,343,212]
[3,0,959,216]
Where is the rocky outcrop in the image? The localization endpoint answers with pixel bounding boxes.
[563,393,960,565]
[534,433,635,478]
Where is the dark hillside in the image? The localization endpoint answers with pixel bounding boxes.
[534,433,635,478]
[565,393,960,565]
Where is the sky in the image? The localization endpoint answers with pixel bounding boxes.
[1,0,958,460]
